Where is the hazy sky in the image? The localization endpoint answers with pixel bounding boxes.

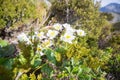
[95,0,120,7]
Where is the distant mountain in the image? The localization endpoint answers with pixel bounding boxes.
[100,3,120,14]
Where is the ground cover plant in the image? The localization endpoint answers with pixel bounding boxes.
[0,0,119,80]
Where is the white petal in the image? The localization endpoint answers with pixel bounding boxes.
[53,23,63,31]
[47,30,59,39]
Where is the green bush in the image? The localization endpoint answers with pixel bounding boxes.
[11,23,112,80]
[0,40,15,80]
[51,0,107,39]
[0,0,114,80]
[0,0,47,29]
[100,12,114,21]
[112,22,120,31]
[104,24,120,80]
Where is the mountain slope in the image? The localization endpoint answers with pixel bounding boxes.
[100,3,120,14]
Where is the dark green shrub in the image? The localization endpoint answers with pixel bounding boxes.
[112,22,120,31]
[100,12,114,21]
[0,40,16,80]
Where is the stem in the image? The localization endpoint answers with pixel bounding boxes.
[15,72,24,80]
[66,0,69,23]
[65,42,68,49]
[15,68,31,80]
[33,62,48,74]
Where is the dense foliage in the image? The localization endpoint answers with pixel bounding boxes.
[0,0,47,29]
[106,22,120,80]
[112,22,120,31]
[0,0,119,80]
[51,0,107,39]
[100,12,114,21]
[0,23,112,79]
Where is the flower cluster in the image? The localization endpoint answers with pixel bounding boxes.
[17,33,32,45]
[17,23,86,55]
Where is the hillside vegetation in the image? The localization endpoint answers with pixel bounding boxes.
[0,0,120,80]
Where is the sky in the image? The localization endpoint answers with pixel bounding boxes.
[95,0,120,7]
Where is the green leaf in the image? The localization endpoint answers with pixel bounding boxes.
[41,64,53,78]
[31,54,41,68]
[0,58,13,70]
[19,55,27,65]
[65,67,71,73]
[44,49,56,64]
[55,47,66,54]
[0,40,8,47]
[72,66,79,73]
[0,44,16,57]
[20,74,29,80]
[30,73,37,80]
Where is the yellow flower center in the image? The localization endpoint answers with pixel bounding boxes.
[43,40,50,47]
[37,47,41,51]
[79,32,82,35]
[37,33,42,37]
[66,35,71,39]
[50,32,55,36]
[56,26,60,29]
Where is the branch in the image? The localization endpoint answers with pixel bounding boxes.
[15,68,31,80]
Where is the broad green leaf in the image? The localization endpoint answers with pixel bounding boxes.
[31,54,41,68]
[41,64,53,77]
[0,40,8,47]
[44,49,56,64]
[0,44,16,58]
[0,58,13,70]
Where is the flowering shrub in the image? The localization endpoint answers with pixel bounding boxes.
[17,23,86,48]
[0,0,115,79]
[10,23,112,80]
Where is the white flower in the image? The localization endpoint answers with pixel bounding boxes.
[17,33,27,41]
[47,30,59,39]
[17,33,31,44]
[53,23,63,31]
[63,23,76,33]
[42,40,53,48]
[63,23,71,28]
[40,51,44,56]
[36,45,44,56]
[35,32,46,39]
[61,32,75,44]
[76,29,86,36]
